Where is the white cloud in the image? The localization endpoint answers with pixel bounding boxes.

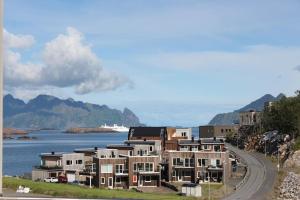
[4,29,35,49]
[138,45,300,72]
[4,28,131,95]
[4,50,42,86]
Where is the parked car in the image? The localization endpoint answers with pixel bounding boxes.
[58,175,68,183]
[44,177,58,183]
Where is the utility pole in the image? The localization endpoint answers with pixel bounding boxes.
[277,143,280,172]
[223,161,226,196]
[208,173,211,200]
[0,0,3,196]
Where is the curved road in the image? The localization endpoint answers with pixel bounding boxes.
[223,145,277,200]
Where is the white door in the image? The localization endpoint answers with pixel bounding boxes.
[178,170,182,181]
[108,177,113,189]
[67,173,75,183]
[138,176,143,186]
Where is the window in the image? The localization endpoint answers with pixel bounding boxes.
[149,146,153,152]
[216,159,221,166]
[101,164,113,173]
[115,164,124,173]
[173,158,184,166]
[191,146,198,151]
[203,144,210,150]
[184,170,191,177]
[115,177,121,184]
[101,177,105,184]
[56,160,61,166]
[198,159,208,167]
[185,158,189,167]
[182,132,186,137]
[137,163,144,171]
[41,160,45,166]
[202,159,208,166]
[197,171,201,178]
[66,160,72,165]
[134,162,153,172]
[129,150,133,156]
[76,160,83,165]
[132,175,137,183]
[214,145,221,152]
[145,176,151,182]
[172,170,176,177]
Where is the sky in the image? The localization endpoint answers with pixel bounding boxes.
[4,0,300,126]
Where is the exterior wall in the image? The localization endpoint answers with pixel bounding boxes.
[201,143,226,152]
[96,149,119,158]
[62,153,85,171]
[174,128,192,140]
[167,151,230,183]
[239,111,261,126]
[128,156,161,188]
[200,125,238,138]
[32,169,63,181]
[165,140,178,151]
[41,156,62,167]
[95,157,128,189]
[199,126,215,138]
[167,128,176,140]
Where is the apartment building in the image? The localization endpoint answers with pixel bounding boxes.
[32,152,64,181]
[93,148,161,189]
[167,138,230,183]
[32,126,232,189]
[32,152,85,183]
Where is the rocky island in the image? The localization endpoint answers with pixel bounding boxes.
[65,127,117,133]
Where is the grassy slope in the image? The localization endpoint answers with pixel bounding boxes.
[3,177,195,200]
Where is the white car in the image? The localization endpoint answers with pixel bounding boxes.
[44,177,58,183]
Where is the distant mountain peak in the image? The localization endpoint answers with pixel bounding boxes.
[209,93,284,125]
[4,94,143,129]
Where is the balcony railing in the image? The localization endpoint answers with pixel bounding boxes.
[34,165,62,170]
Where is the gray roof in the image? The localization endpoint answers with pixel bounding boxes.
[128,127,167,138]
[178,140,200,145]
[201,138,225,144]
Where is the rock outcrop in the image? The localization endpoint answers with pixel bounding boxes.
[278,172,300,200]
[284,150,300,168]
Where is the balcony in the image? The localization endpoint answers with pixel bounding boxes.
[115,169,129,176]
[34,165,62,170]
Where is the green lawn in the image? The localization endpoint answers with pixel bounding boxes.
[3,177,196,200]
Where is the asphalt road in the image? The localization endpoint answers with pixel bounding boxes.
[223,144,277,200]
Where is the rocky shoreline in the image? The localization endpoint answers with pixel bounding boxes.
[65,127,117,133]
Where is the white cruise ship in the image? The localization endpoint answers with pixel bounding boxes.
[100,124,129,132]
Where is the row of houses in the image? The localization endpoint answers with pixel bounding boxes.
[32,127,232,189]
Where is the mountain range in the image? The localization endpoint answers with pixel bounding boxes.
[4,94,143,129]
[208,93,285,125]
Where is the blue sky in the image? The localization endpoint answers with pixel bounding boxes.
[4,0,300,126]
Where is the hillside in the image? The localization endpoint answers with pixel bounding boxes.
[4,94,143,129]
[209,94,285,125]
